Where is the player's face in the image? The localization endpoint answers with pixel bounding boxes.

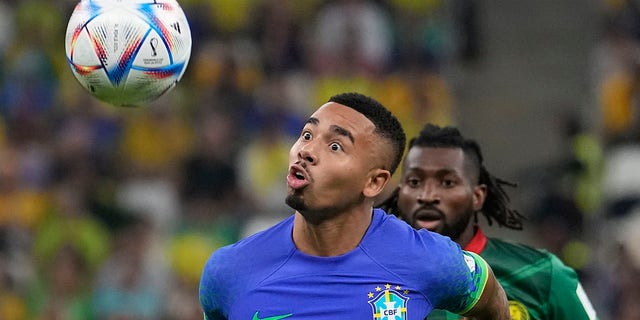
[286,102,382,221]
[396,147,485,242]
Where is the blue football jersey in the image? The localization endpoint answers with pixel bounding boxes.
[199,209,488,319]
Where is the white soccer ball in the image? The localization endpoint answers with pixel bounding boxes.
[65,0,192,107]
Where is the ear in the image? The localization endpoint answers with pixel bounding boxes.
[363,169,391,198]
[472,184,487,211]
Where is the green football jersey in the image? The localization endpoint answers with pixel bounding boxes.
[427,229,598,320]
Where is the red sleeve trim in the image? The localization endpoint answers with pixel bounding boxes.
[464,227,487,253]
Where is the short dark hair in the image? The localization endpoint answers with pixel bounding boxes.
[408,124,483,181]
[382,124,525,230]
[328,92,406,176]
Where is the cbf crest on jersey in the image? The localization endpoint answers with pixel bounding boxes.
[367,284,409,320]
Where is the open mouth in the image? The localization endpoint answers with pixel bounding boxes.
[287,165,309,189]
[413,209,443,230]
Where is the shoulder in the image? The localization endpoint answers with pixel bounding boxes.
[483,240,580,293]
[365,210,475,302]
[199,216,296,313]
[483,237,580,280]
[365,210,463,263]
[484,237,556,265]
[484,238,581,276]
[204,215,295,276]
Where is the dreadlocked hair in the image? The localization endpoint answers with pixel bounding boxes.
[478,165,525,230]
[410,124,525,230]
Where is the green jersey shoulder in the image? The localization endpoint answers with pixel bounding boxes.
[427,230,597,320]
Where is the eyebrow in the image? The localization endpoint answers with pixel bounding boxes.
[407,165,458,176]
[305,117,355,144]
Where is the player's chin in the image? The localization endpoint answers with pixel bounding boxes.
[285,193,306,211]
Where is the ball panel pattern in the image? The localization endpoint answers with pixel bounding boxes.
[65,0,191,107]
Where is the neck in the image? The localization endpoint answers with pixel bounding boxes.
[454,219,478,248]
[292,207,374,256]
[463,227,488,253]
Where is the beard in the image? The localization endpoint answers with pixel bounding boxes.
[285,192,307,212]
[285,189,363,225]
[436,209,474,243]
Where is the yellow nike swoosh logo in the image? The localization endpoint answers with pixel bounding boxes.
[252,311,293,320]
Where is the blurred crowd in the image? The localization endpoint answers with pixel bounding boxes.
[587,0,640,319]
[0,0,638,319]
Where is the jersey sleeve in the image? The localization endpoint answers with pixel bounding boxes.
[547,255,598,320]
[429,243,490,315]
[452,251,490,314]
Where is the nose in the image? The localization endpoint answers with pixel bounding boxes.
[417,183,439,204]
[298,146,317,164]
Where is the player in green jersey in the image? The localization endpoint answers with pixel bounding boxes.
[379,124,598,320]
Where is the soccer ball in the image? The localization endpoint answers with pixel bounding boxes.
[65,0,192,107]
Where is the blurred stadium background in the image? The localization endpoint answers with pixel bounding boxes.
[0,0,639,319]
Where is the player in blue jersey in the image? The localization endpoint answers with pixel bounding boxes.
[199,92,510,319]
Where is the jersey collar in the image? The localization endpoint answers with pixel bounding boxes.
[463,227,487,253]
